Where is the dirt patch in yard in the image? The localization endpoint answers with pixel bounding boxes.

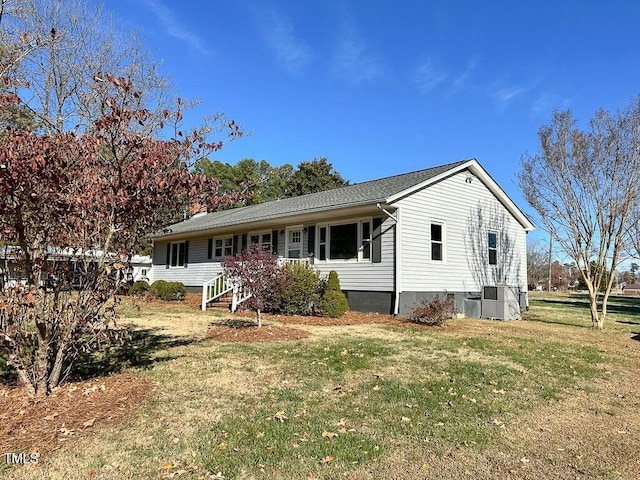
[205,319,312,343]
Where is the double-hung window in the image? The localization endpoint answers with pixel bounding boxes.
[214,237,233,258]
[488,232,498,265]
[430,223,444,261]
[169,241,187,267]
[250,232,272,252]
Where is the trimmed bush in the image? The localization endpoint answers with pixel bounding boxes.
[319,270,349,318]
[319,289,350,318]
[279,263,322,316]
[129,280,150,296]
[408,296,456,326]
[325,270,341,292]
[150,280,186,301]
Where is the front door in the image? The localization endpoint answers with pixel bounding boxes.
[287,228,302,259]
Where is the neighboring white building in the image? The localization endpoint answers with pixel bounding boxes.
[151,159,534,316]
[130,255,152,283]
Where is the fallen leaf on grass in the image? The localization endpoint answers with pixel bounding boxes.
[274,411,288,422]
[44,412,59,421]
[401,416,411,423]
[322,430,338,439]
[321,455,335,463]
[83,418,96,428]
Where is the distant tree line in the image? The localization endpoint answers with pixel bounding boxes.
[194,156,349,208]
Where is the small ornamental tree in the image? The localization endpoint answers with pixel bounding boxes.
[0,77,242,397]
[222,247,286,327]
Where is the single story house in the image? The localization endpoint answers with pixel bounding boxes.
[151,159,534,316]
[622,283,640,296]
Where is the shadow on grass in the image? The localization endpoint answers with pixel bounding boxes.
[70,326,200,381]
[0,325,201,388]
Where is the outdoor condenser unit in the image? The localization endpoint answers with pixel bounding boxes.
[480,285,522,320]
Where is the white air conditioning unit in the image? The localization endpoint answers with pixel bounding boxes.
[481,285,522,320]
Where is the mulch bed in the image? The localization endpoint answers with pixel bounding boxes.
[206,319,312,343]
[269,310,409,327]
[0,373,152,457]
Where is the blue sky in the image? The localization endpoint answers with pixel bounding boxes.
[100,0,640,248]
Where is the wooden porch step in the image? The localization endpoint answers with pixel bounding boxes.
[204,292,233,312]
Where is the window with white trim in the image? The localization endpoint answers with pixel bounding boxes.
[430,223,444,261]
[250,232,272,252]
[169,242,186,267]
[214,236,234,258]
[488,232,498,265]
[316,220,372,261]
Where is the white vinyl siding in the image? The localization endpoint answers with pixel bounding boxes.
[395,170,527,293]
[154,237,224,286]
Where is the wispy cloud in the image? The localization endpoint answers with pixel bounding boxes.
[491,82,535,110]
[259,9,311,73]
[532,92,571,114]
[450,57,479,93]
[141,0,211,56]
[330,8,383,86]
[413,59,448,93]
[332,37,382,85]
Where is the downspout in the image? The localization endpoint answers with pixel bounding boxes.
[377,203,401,316]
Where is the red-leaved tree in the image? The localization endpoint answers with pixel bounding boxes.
[0,76,242,397]
[222,247,287,327]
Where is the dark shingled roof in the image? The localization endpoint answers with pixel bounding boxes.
[154,160,469,238]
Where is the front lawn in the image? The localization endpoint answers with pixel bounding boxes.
[2,292,639,479]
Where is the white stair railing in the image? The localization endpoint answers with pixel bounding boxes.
[201,273,233,311]
[230,284,252,312]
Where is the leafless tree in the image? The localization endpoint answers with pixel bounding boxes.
[519,100,640,328]
[526,240,548,290]
[4,0,173,135]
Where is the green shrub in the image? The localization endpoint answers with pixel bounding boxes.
[408,296,455,326]
[279,263,321,316]
[319,270,349,318]
[325,270,341,292]
[129,280,150,296]
[320,289,350,318]
[150,280,186,301]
